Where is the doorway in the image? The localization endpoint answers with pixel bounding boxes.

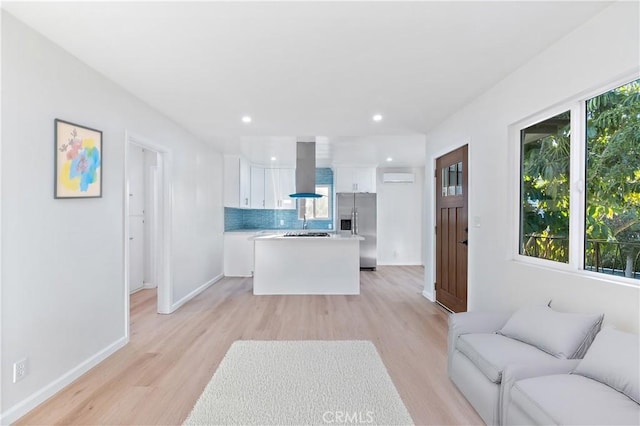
[125,133,172,325]
[127,144,158,294]
[435,145,468,312]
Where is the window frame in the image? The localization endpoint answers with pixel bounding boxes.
[297,184,331,221]
[518,108,573,264]
[510,73,639,287]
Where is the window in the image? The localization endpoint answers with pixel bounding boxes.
[442,161,463,196]
[517,78,639,282]
[585,80,640,279]
[298,185,330,220]
[520,111,571,262]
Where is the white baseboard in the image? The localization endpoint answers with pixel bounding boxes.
[0,336,128,425]
[143,281,157,289]
[170,274,223,312]
[422,288,435,302]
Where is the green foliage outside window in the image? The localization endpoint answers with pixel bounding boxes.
[520,79,640,280]
[520,111,571,263]
[586,80,640,278]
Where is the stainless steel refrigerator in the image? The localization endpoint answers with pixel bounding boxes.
[337,193,377,270]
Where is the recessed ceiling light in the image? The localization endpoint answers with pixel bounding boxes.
[386,157,393,162]
[373,114,383,122]
[270,156,277,161]
[241,116,252,123]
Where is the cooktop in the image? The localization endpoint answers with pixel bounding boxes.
[283,232,331,237]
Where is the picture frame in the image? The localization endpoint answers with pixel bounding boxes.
[54,119,103,198]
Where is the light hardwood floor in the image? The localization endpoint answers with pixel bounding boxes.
[18,266,482,425]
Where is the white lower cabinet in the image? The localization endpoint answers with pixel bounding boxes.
[224,232,255,277]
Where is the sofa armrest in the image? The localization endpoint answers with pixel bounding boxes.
[500,359,580,424]
[447,311,512,374]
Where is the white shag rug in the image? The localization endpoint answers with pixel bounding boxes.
[183,340,414,426]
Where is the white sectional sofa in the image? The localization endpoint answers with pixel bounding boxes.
[502,327,640,425]
[448,305,610,425]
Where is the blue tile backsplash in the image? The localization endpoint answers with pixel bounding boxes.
[225,168,334,231]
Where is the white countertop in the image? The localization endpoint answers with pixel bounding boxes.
[225,229,334,234]
[253,233,364,241]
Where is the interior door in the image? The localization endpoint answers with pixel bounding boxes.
[128,144,145,293]
[129,216,144,292]
[435,145,468,312]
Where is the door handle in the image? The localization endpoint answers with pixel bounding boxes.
[458,240,468,246]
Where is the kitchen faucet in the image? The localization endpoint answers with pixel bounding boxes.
[302,214,308,230]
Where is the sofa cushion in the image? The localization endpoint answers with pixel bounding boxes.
[497,305,603,359]
[456,333,558,383]
[510,374,640,425]
[573,328,640,404]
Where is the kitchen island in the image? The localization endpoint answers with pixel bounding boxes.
[253,233,364,295]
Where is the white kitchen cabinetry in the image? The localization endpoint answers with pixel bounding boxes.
[224,232,255,277]
[251,167,296,210]
[250,166,265,209]
[224,155,251,208]
[335,167,377,193]
[265,168,296,210]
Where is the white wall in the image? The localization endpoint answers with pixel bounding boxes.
[423,2,640,331]
[1,12,224,422]
[377,168,424,265]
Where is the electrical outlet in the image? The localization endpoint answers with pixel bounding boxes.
[279,219,284,226]
[13,358,27,383]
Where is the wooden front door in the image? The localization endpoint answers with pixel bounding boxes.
[435,145,468,312]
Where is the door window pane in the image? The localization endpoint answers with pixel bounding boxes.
[442,162,463,197]
[448,165,456,195]
[442,168,449,196]
[585,79,640,280]
[520,111,571,262]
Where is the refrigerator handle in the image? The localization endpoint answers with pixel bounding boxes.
[353,208,358,235]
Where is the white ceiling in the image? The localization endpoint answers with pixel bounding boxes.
[3,1,611,167]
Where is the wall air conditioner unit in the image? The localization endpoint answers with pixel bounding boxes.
[382,172,415,183]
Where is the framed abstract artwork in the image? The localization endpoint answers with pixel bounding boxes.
[54,119,102,198]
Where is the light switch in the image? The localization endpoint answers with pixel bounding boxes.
[473,216,481,228]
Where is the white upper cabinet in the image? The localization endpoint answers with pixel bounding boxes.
[335,167,376,193]
[229,161,298,210]
[239,158,251,208]
[265,168,296,210]
[224,155,251,209]
[279,168,296,210]
[250,166,265,209]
